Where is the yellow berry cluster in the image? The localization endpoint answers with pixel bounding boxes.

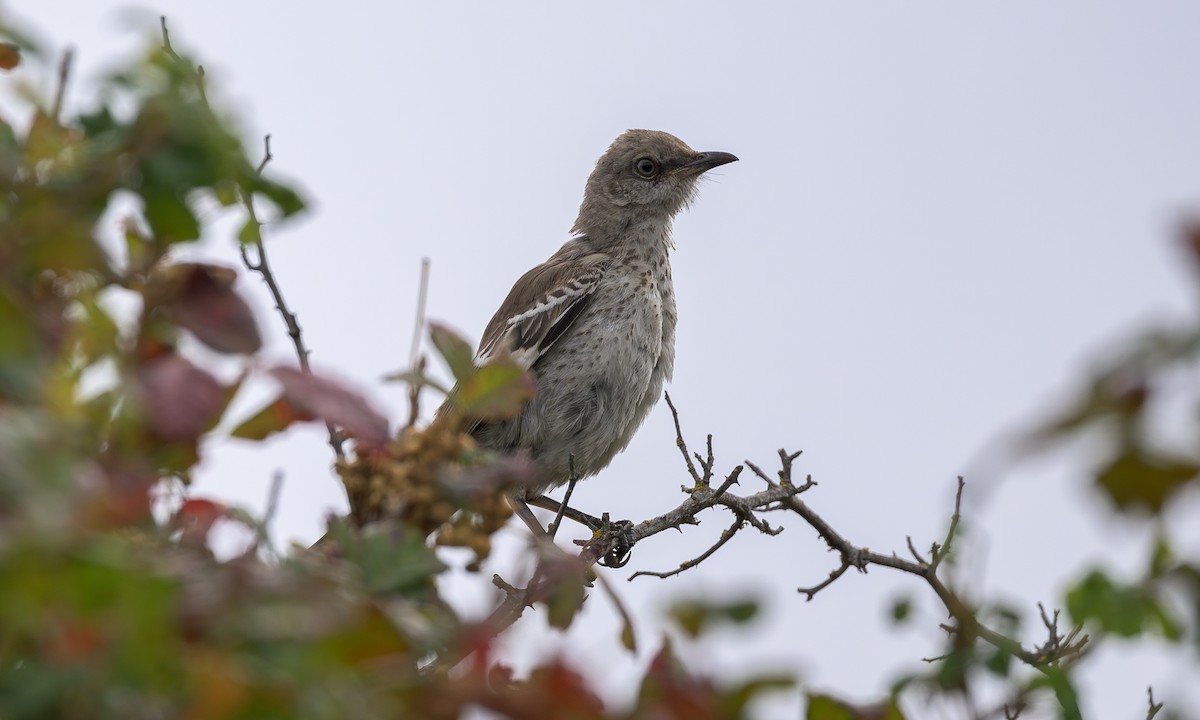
[337,415,514,570]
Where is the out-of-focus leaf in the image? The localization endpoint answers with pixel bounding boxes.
[330,520,446,596]
[271,366,389,449]
[620,617,637,653]
[318,605,412,663]
[541,554,588,631]
[1095,448,1198,514]
[0,41,21,70]
[719,676,795,718]
[171,498,228,547]
[1149,534,1174,577]
[1030,667,1082,720]
[454,360,534,420]
[1019,370,1148,451]
[983,648,1012,677]
[380,368,451,395]
[243,174,306,218]
[1065,569,1179,640]
[73,297,120,362]
[229,393,309,442]
[515,662,606,719]
[429,322,475,383]
[669,598,760,638]
[889,596,912,624]
[24,110,69,164]
[135,354,225,442]
[807,694,906,720]
[635,639,716,718]
[141,189,200,243]
[236,218,260,244]
[161,263,262,354]
[0,289,42,401]
[0,116,18,178]
[212,179,239,207]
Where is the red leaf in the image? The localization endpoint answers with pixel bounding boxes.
[270,366,389,449]
[136,354,226,441]
[152,263,262,354]
[172,498,229,546]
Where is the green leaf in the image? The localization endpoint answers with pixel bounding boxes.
[889,595,912,624]
[74,297,120,363]
[620,618,637,652]
[1095,448,1198,514]
[246,175,306,217]
[236,218,260,244]
[429,322,475,383]
[454,360,534,420]
[719,675,795,718]
[1149,534,1173,577]
[1030,667,1082,720]
[380,368,451,395]
[230,394,308,441]
[983,648,1012,677]
[1065,569,1176,639]
[142,190,200,243]
[344,524,446,595]
[668,598,760,638]
[807,694,853,720]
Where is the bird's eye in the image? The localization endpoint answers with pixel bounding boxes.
[633,157,659,178]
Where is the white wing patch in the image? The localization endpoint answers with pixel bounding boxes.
[476,269,603,369]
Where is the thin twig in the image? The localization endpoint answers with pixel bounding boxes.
[159,17,208,106]
[408,257,431,369]
[237,135,345,460]
[797,559,854,601]
[157,23,346,460]
[404,258,432,427]
[251,470,284,555]
[664,392,702,485]
[548,457,580,539]
[1147,686,1164,719]
[51,48,73,124]
[630,518,742,580]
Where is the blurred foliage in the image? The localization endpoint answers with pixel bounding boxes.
[2,11,1199,720]
[0,15,789,720]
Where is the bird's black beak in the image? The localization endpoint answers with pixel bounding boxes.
[679,151,739,175]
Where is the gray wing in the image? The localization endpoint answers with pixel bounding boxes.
[476,264,606,370]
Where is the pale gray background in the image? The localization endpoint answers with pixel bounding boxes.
[7,2,1200,717]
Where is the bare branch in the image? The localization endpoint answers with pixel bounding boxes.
[797,558,853,601]
[664,392,703,485]
[1147,686,1164,720]
[629,518,742,580]
[930,476,965,570]
[237,135,345,460]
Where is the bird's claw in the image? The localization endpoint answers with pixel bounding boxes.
[597,518,635,568]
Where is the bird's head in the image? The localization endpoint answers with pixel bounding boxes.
[572,129,737,239]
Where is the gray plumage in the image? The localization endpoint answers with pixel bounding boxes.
[470,129,737,496]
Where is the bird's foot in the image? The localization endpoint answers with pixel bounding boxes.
[526,494,604,532]
[575,513,634,568]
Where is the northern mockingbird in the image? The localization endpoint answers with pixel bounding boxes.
[466,129,737,531]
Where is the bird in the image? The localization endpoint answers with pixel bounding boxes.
[464,129,737,533]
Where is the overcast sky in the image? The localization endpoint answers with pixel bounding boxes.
[8,2,1200,717]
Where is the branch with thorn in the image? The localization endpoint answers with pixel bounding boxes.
[236,135,345,460]
[463,392,1090,678]
[158,18,344,461]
